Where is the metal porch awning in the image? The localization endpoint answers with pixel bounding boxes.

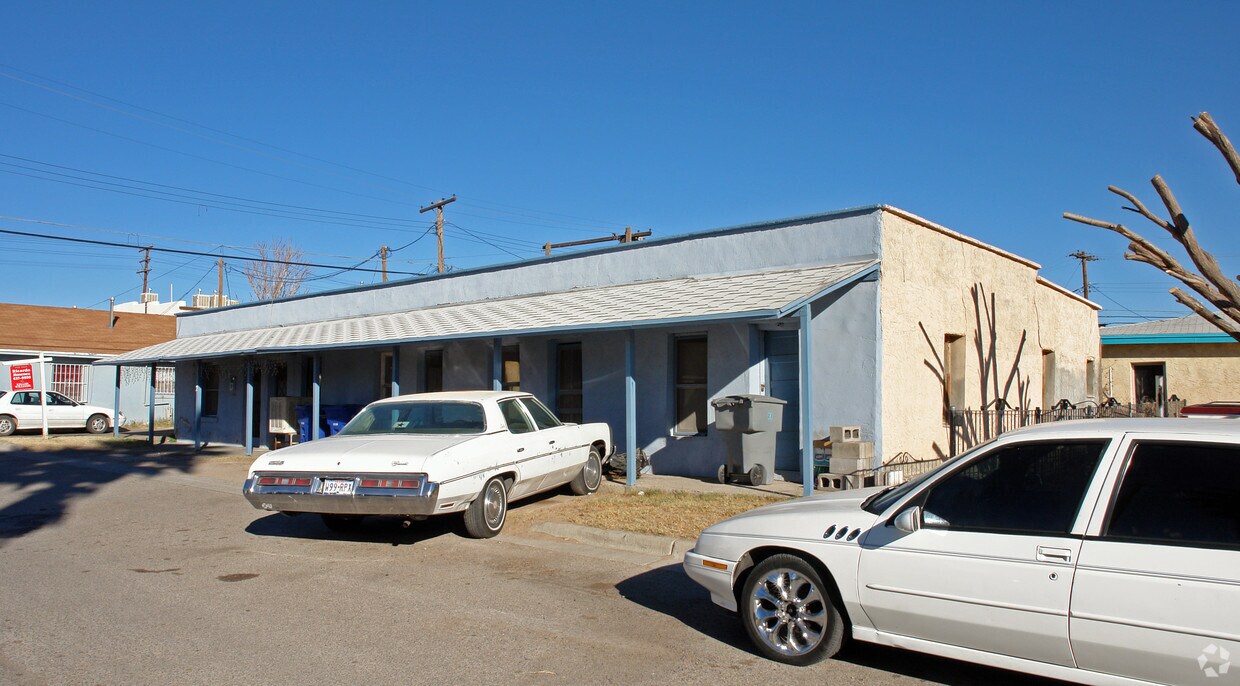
[95,259,879,365]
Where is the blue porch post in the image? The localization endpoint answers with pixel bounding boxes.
[390,346,400,396]
[311,353,321,441]
[625,329,637,488]
[244,360,254,456]
[112,366,121,438]
[491,338,502,391]
[148,363,156,445]
[799,305,814,497]
[193,362,202,450]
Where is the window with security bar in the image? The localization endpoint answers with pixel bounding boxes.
[51,364,90,403]
[155,367,175,396]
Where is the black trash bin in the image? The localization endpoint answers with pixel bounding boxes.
[711,394,786,486]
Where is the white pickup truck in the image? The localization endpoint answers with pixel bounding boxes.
[685,418,1239,685]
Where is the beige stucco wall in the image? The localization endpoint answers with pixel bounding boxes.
[878,209,1100,461]
[1100,342,1240,405]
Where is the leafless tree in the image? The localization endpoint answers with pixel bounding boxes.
[1064,112,1240,342]
[243,239,310,300]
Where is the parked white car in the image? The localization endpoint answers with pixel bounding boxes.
[0,390,123,436]
[684,419,1240,685]
[243,391,611,538]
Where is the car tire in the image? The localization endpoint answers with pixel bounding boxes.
[0,415,15,436]
[740,554,845,665]
[463,476,507,538]
[320,514,364,532]
[86,414,109,434]
[570,447,603,495]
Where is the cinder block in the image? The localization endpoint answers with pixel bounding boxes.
[829,425,862,443]
[816,473,846,491]
[832,441,874,461]
[830,456,870,474]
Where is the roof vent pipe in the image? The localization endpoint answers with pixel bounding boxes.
[109,297,115,329]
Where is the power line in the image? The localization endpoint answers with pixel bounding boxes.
[0,226,420,275]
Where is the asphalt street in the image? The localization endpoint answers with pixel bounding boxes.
[0,447,1068,685]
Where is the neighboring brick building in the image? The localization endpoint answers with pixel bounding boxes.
[0,303,177,424]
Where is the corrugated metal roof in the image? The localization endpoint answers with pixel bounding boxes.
[1101,314,1230,337]
[98,260,879,365]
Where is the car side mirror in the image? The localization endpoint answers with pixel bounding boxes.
[893,506,922,534]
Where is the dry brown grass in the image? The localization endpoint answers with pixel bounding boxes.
[521,486,786,539]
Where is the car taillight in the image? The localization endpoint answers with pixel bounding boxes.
[257,476,312,487]
[360,477,423,489]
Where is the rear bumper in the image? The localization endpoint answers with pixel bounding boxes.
[243,475,440,516]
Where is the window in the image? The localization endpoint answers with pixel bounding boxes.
[423,350,443,393]
[944,334,965,420]
[498,399,534,434]
[674,335,708,435]
[1106,442,1240,548]
[922,440,1108,535]
[520,396,563,429]
[556,343,582,424]
[502,345,520,391]
[380,352,394,398]
[201,363,220,418]
[1041,350,1057,409]
[154,367,175,396]
[51,363,90,402]
[337,401,485,435]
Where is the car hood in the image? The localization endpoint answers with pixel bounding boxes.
[701,486,885,538]
[247,433,484,477]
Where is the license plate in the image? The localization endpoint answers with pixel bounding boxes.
[320,478,355,495]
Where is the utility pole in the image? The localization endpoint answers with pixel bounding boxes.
[419,195,456,273]
[217,257,225,307]
[138,247,152,313]
[543,227,652,256]
[380,245,389,283]
[1069,250,1099,299]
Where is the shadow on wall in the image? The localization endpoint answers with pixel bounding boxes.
[920,283,1031,459]
[0,440,214,548]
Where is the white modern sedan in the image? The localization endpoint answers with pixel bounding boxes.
[684,419,1240,686]
[0,390,123,436]
[243,391,611,538]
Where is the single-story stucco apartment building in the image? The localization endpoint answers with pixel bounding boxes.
[98,206,1100,492]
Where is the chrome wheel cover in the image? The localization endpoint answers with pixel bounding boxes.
[748,567,828,657]
[584,454,602,490]
[89,417,107,432]
[483,480,506,529]
[0,417,12,433]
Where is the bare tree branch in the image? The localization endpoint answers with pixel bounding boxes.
[1063,112,1240,343]
[1194,112,1240,184]
[244,239,310,300]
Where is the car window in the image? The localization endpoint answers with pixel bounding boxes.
[336,401,486,435]
[0,391,6,400]
[1105,441,1240,549]
[48,392,74,406]
[519,397,562,430]
[13,392,38,405]
[498,399,534,434]
[922,440,1108,535]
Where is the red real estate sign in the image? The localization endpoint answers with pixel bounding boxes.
[10,364,34,391]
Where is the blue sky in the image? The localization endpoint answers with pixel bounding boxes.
[1,1,1237,324]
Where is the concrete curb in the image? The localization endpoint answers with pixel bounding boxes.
[532,522,695,558]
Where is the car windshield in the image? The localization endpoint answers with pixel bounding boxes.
[336,401,487,436]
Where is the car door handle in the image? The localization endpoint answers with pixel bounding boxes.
[1036,546,1073,563]
[548,440,556,445]
[517,447,524,453]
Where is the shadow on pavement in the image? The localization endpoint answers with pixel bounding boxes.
[616,563,1071,685]
[0,440,230,547]
[245,511,465,546]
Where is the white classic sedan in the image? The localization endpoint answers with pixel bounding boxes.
[243,391,611,538]
[0,390,123,436]
[684,419,1240,685]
